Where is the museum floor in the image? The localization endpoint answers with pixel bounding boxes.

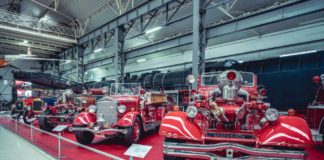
[0,116,323,160]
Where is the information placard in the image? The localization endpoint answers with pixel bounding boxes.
[52,125,68,132]
[124,144,152,158]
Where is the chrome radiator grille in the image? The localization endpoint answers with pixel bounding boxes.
[97,100,117,124]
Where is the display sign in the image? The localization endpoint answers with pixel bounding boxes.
[27,118,37,123]
[124,144,152,158]
[52,125,68,132]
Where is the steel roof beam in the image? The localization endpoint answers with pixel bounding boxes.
[125,0,324,59]
[0,43,56,56]
[0,37,62,52]
[78,0,175,44]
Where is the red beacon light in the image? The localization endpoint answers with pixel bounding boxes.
[313,75,321,84]
[227,71,236,81]
[260,88,267,96]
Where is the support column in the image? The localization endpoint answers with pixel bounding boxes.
[114,26,126,83]
[77,45,85,84]
[192,0,207,89]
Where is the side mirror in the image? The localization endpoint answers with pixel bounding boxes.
[186,75,195,85]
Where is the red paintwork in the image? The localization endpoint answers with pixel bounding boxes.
[89,88,105,95]
[73,85,171,144]
[306,75,324,146]
[307,106,324,129]
[160,112,202,141]
[45,95,96,126]
[116,112,139,127]
[258,116,313,147]
[73,112,97,125]
[23,97,36,106]
[160,70,313,158]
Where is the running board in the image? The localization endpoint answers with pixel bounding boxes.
[143,122,160,132]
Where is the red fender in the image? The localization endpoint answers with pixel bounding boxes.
[116,111,140,127]
[73,112,97,126]
[257,116,313,148]
[159,112,202,141]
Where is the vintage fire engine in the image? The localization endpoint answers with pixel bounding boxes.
[38,91,96,132]
[159,70,313,159]
[72,83,169,145]
[307,74,324,145]
[11,97,44,124]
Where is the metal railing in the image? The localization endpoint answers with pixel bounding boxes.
[1,115,124,160]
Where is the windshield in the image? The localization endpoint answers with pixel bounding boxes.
[201,72,254,86]
[110,83,140,96]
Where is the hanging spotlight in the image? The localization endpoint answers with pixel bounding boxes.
[145,26,163,34]
[94,48,103,53]
[137,58,146,63]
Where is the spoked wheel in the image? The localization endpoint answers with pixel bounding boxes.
[125,117,142,145]
[75,130,94,144]
[38,109,55,132]
[164,138,185,160]
[23,110,35,124]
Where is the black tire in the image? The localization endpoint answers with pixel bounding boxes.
[11,108,20,120]
[22,110,34,125]
[124,116,143,146]
[319,117,324,134]
[164,138,185,160]
[75,130,94,144]
[38,109,55,132]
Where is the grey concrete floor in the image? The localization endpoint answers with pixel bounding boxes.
[0,122,55,160]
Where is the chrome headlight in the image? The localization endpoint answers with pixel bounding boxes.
[117,105,126,113]
[265,108,279,122]
[88,105,97,113]
[236,107,246,119]
[186,106,198,118]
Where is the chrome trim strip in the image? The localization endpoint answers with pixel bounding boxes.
[164,142,306,159]
[308,105,324,109]
[71,127,127,134]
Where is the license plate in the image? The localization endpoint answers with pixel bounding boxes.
[206,132,254,139]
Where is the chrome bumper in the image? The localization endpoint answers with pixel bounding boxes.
[164,142,306,159]
[71,127,127,135]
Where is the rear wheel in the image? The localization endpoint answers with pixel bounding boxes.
[38,110,55,131]
[124,117,142,145]
[75,130,94,144]
[164,138,185,160]
[23,110,34,124]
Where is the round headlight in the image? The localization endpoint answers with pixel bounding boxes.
[117,105,126,113]
[265,108,279,122]
[89,105,97,113]
[236,107,246,119]
[186,106,198,118]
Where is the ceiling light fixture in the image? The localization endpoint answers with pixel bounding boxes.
[94,48,103,53]
[145,26,163,34]
[23,40,28,44]
[238,60,244,63]
[40,15,49,21]
[63,60,71,64]
[279,50,317,58]
[137,58,146,63]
